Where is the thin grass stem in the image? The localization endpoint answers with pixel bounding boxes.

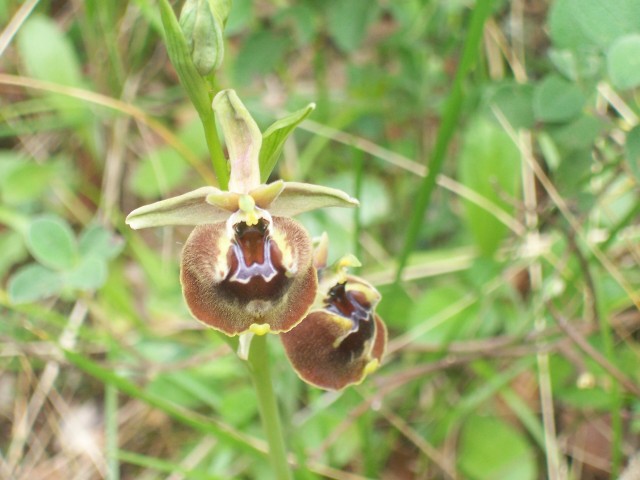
[395,0,495,284]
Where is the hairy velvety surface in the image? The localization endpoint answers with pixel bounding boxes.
[180,216,317,335]
[281,311,386,390]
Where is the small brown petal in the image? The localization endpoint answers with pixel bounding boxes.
[180,216,317,335]
[281,276,387,390]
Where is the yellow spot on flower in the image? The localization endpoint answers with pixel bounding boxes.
[238,195,258,226]
[335,254,361,282]
[249,323,271,335]
[363,359,379,376]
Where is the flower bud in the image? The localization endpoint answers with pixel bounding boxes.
[179,0,227,76]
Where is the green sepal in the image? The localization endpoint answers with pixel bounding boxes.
[125,186,230,229]
[267,182,359,217]
[259,103,316,182]
[126,181,357,229]
[213,90,262,193]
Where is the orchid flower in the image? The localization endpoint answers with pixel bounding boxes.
[126,90,358,336]
[280,235,387,390]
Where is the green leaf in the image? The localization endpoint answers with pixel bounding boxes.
[533,75,585,123]
[0,158,58,206]
[325,0,378,53]
[566,0,640,50]
[27,215,78,270]
[158,0,212,118]
[234,30,288,84]
[259,103,316,182]
[548,48,602,81]
[550,115,603,152]
[8,263,64,303]
[16,15,87,121]
[224,0,252,35]
[79,225,124,261]
[548,0,597,50]
[65,257,108,291]
[17,15,83,88]
[0,231,27,278]
[486,82,535,130]
[458,119,521,255]
[458,415,537,480]
[625,125,640,182]
[607,34,640,90]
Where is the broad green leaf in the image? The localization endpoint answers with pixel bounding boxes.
[79,225,124,261]
[65,257,108,291]
[259,103,316,182]
[567,0,640,50]
[17,15,83,88]
[547,48,602,82]
[548,0,597,50]
[278,5,317,46]
[607,34,640,90]
[158,0,212,118]
[8,263,63,303]
[533,75,585,123]
[27,215,78,270]
[0,231,27,278]
[233,30,288,84]
[0,158,58,206]
[550,115,603,152]
[555,148,593,198]
[458,415,536,480]
[326,0,378,53]
[16,15,87,121]
[224,0,252,35]
[458,119,521,255]
[486,82,535,130]
[625,125,640,182]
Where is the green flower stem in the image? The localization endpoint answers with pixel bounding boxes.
[201,112,229,190]
[247,335,293,480]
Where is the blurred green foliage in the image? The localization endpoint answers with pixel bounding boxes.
[1,0,639,479]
